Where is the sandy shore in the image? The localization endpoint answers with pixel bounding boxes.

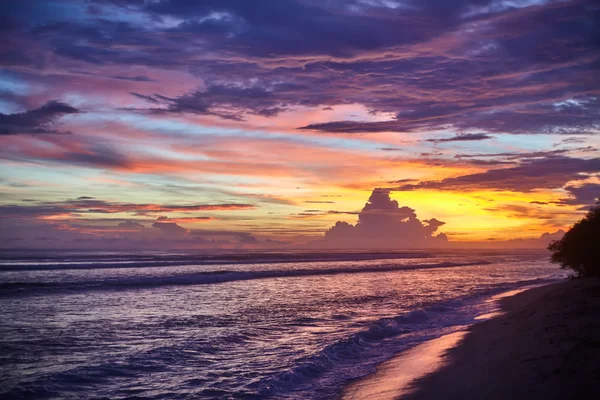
[403,278,600,400]
[342,331,467,400]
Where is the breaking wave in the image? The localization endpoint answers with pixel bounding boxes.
[0,261,489,296]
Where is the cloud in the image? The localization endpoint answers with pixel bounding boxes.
[291,209,359,219]
[453,147,596,161]
[130,92,160,104]
[156,216,216,223]
[236,232,259,244]
[420,151,443,157]
[426,133,493,143]
[147,0,459,58]
[0,214,285,250]
[65,142,132,168]
[129,83,301,120]
[0,101,79,135]
[320,188,447,248]
[111,75,155,82]
[554,137,587,147]
[117,220,145,231]
[0,133,134,169]
[0,198,256,220]
[540,230,566,243]
[396,156,600,192]
[152,217,188,236]
[299,95,600,134]
[495,229,566,249]
[2,0,595,136]
[560,183,600,206]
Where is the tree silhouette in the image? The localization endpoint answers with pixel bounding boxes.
[548,199,600,277]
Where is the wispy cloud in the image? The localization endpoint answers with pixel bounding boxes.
[0,101,79,135]
[426,133,493,143]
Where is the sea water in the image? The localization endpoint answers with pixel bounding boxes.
[0,249,565,399]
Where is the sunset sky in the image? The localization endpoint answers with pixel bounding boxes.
[1,0,599,249]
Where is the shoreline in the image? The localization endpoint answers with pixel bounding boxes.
[403,278,600,399]
[341,331,468,400]
[342,279,600,400]
[340,285,540,400]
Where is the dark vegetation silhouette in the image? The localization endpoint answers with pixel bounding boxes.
[548,198,600,277]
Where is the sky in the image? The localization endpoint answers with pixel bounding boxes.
[0,0,599,250]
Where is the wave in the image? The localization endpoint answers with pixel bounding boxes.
[0,251,434,272]
[251,279,561,399]
[0,275,563,399]
[250,308,432,397]
[0,261,489,296]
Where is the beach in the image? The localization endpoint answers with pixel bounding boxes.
[360,278,600,400]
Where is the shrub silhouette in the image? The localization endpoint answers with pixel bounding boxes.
[548,199,600,277]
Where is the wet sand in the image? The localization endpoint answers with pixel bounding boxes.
[341,288,528,400]
[406,278,600,399]
[343,278,600,400]
[342,331,467,400]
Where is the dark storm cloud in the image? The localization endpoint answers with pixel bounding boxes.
[396,156,600,192]
[0,101,79,135]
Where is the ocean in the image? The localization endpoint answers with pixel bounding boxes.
[0,249,565,399]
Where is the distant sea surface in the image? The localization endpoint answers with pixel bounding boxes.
[0,249,565,399]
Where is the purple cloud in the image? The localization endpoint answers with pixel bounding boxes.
[560,183,600,206]
[0,0,596,135]
[396,156,600,192]
[0,101,79,135]
[426,133,493,143]
[0,198,256,220]
[152,217,187,236]
[321,188,448,248]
